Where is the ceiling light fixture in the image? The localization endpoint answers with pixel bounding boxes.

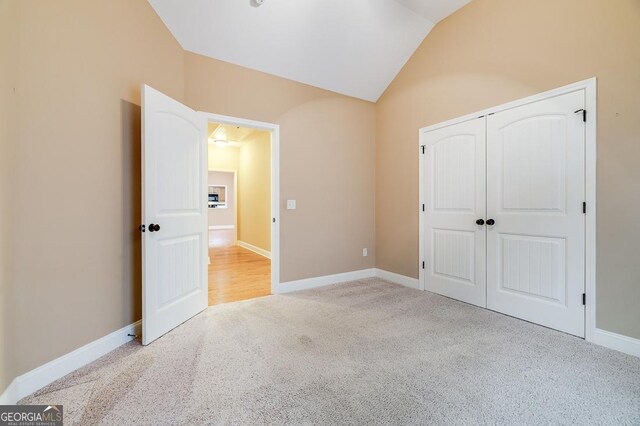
[214,139,229,147]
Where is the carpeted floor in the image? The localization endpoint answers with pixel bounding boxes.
[21,279,640,425]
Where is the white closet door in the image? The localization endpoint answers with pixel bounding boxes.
[486,91,585,337]
[142,85,208,345]
[424,117,486,307]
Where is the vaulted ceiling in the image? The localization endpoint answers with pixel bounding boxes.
[148,0,471,102]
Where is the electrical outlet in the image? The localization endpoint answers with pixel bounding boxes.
[287,200,296,210]
[363,248,368,257]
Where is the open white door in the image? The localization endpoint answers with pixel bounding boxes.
[142,85,208,345]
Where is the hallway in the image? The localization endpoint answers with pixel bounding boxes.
[208,229,271,305]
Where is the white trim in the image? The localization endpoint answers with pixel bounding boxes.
[275,269,376,294]
[375,269,420,290]
[583,80,597,343]
[200,112,280,295]
[418,129,426,291]
[0,320,141,405]
[419,78,598,341]
[237,240,271,259]
[592,328,640,358]
[209,225,235,230]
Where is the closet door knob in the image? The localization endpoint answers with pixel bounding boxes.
[486,219,495,226]
[149,224,161,232]
[475,219,485,225]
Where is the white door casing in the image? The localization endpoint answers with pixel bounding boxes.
[142,85,208,345]
[486,90,586,337]
[424,117,487,308]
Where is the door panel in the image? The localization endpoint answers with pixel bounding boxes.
[142,85,208,345]
[424,118,486,307]
[487,91,585,337]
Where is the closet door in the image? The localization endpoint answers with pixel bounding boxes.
[424,117,486,307]
[486,91,586,337]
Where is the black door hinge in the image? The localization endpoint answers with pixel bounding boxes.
[422,261,425,269]
[139,224,145,233]
[272,218,276,223]
[582,293,586,305]
[422,204,425,212]
[583,202,586,214]
[421,145,425,154]
[575,109,587,122]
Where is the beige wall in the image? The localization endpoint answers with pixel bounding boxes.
[238,132,271,252]
[185,52,376,282]
[376,0,640,338]
[208,171,235,228]
[0,0,18,392]
[5,0,185,386]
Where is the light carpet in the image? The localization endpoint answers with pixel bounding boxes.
[21,279,640,425]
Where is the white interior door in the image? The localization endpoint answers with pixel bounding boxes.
[424,117,486,307]
[486,91,586,337]
[142,85,208,345]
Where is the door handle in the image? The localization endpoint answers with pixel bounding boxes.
[149,224,161,232]
[475,219,485,225]
[486,219,495,226]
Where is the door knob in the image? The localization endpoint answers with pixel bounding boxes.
[476,219,485,225]
[149,224,161,232]
[486,219,495,226]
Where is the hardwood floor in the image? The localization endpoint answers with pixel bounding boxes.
[208,229,271,306]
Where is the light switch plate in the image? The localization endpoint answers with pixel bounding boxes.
[287,200,296,210]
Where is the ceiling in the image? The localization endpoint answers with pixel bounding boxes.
[147,0,471,102]
[208,123,263,147]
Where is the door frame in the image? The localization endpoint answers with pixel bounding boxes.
[418,77,597,341]
[199,111,280,295]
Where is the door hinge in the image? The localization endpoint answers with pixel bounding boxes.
[583,202,586,214]
[272,218,276,223]
[139,224,145,233]
[575,109,587,122]
[582,293,586,305]
[422,204,425,212]
[422,261,425,269]
[421,145,425,154]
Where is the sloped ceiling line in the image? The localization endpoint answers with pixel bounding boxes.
[148,0,471,102]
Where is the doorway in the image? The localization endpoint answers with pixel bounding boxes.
[141,84,280,345]
[205,119,279,305]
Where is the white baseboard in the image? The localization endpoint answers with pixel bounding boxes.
[237,241,271,259]
[276,268,376,294]
[375,269,420,290]
[209,225,234,230]
[591,328,640,358]
[0,320,141,405]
